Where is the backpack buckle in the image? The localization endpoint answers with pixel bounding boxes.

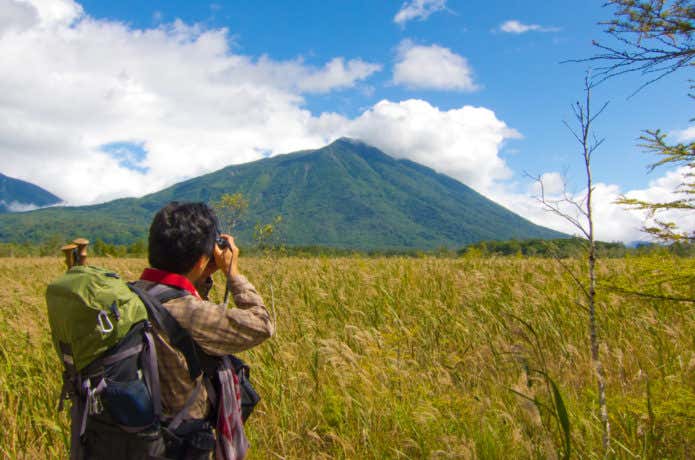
[83,378,107,416]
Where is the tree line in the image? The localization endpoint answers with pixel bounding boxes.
[1,236,692,259]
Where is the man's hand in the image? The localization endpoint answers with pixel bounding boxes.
[213,234,240,278]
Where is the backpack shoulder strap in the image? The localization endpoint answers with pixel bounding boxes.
[146,283,190,304]
[127,282,203,381]
[130,282,227,422]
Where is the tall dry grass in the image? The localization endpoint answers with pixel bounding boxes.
[0,256,693,459]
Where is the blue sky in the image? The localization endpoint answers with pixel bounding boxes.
[0,0,692,241]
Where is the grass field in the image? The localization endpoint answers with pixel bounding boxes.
[0,256,693,459]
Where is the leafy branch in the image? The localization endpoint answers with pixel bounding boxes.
[586,0,695,89]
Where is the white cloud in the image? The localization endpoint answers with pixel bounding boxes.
[491,167,694,242]
[673,125,695,142]
[499,20,560,34]
[24,0,83,26]
[342,99,520,193]
[535,172,565,195]
[393,40,478,91]
[394,0,447,26]
[270,57,382,94]
[0,200,56,212]
[0,0,38,35]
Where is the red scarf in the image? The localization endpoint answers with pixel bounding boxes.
[140,268,201,299]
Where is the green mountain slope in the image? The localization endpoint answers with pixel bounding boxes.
[0,139,565,249]
[0,173,61,213]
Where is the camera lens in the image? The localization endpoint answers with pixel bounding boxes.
[216,236,228,249]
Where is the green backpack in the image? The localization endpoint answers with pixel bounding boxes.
[47,265,150,371]
[46,265,163,459]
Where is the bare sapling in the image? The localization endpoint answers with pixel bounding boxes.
[534,75,611,456]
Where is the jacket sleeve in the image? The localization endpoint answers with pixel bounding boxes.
[171,275,275,356]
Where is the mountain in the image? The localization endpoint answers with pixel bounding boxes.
[0,173,61,213]
[0,139,565,249]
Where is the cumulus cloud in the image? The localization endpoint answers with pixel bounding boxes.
[20,0,83,26]
[394,0,447,26]
[279,57,382,94]
[498,20,560,34]
[343,99,519,193]
[491,167,694,242]
[536,172,565,195]
[0,0,38,35]
[393,40,478,91]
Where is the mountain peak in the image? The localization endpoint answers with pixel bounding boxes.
[321,137,394,163]
[331,137,367,147]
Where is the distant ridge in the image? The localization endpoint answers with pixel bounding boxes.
[0,139,565,249]
[0,173,61,213]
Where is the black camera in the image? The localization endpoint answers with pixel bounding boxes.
[215,227,230,250]
[216,235,230,250]
[213,217,230,251]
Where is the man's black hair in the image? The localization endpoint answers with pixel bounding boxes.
[148,201,218,274]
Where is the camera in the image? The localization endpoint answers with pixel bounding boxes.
[213,217,230,251]
[216,235,230,250]
[215,226,230,250]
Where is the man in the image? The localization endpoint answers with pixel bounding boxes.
[85,202,274,459]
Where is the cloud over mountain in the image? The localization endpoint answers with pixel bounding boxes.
[343,100,518,193]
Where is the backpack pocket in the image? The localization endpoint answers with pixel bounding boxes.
[102,377,156,428]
